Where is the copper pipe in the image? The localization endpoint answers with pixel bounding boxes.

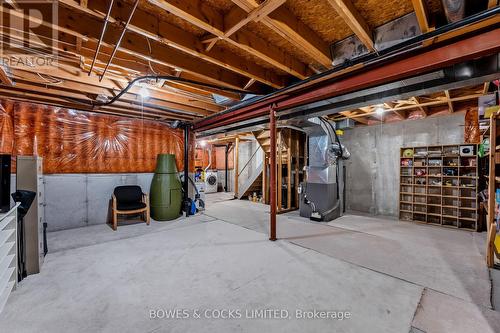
[99,0,139,82]
[89,0,115,76]
[269,105,277,241]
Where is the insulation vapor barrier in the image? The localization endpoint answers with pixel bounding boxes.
[0,100,194,173]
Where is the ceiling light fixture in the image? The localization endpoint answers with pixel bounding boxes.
[138,85,150,99]
[375,107,385,115]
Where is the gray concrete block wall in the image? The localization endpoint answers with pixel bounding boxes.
[43,173,155,231]
[216,169,235,192]
[9,172,196,232]
[341,114,465,216]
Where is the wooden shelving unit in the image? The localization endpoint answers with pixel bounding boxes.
[399,144,479,231]
[486,113,500,268]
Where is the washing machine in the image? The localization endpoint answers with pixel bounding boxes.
[205,171,218,193]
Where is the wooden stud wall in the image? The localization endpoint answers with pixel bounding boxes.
[252,128,305,211]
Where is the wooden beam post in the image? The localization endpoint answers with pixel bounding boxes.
[411,0,432,33]
[234,136,240,198]
[444,90,454,113]
[326,0,374,50]
[483,82,490,95]
[262,149,267,204]
[269,106,277,241]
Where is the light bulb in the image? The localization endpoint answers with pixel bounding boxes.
[138,86,150,99]
[375,107,385,115]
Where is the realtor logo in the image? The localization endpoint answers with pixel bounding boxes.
[0,0,58,68]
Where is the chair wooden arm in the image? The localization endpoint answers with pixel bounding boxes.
[111,191,150,231]
[143,193,150,225]
[111,194,117,231]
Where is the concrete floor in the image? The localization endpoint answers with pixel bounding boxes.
[1,194,499,332]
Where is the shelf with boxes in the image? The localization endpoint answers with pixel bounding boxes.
[399,144,478,231]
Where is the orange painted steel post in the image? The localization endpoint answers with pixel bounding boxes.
[269,105,277,241]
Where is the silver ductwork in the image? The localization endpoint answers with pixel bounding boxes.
[299,117,349,222]
[441,0,466,23]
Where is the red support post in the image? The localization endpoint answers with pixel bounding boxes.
[269,105,277,241]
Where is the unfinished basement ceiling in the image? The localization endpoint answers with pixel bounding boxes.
[329,84,489,126]
[0,0,496,123]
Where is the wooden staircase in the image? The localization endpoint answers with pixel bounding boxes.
[238,163,263,199]
[252,129,289,161]
[237,128,306,211]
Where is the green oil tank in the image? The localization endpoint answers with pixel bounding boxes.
[150,154,182,221]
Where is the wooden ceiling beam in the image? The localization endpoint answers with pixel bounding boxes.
[58,0,286,89]
[8,78,204,118]
[444,90,454,113]
[3,5,254,92]
[411,0,433,33]
[326,0,374,50]
[75,0,88,53]
[9,67,216,116]
[0,88,193,121]
[339,111,370,124]
[148,0,310,79]
[0,65,13,86]
[6,47,221,113]
[223,0,286,38]
[11,76,213,117]
[338,93,482,120]
[483,82,491,94]
[426,14,500,45]
[81,51,242,100]
[412,96,428,116]
[384,102,406,120]
[231,0,332,68]
[392,110,406,120]
[81,49,237,103]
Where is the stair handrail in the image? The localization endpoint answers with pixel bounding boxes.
[238,145,262,177]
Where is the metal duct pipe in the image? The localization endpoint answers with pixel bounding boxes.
[441,0,466,23]
[204,147,212,173]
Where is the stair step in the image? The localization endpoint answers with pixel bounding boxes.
[256,130,270,139]
[260,138,271,146]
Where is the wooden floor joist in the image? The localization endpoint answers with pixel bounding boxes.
[326,0,374,50]
[148,0,312,79]
[231,0,332,68]
[0,0,496,125]
[58,0,287,89]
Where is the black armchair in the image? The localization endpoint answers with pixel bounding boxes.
[111,185,150,230]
